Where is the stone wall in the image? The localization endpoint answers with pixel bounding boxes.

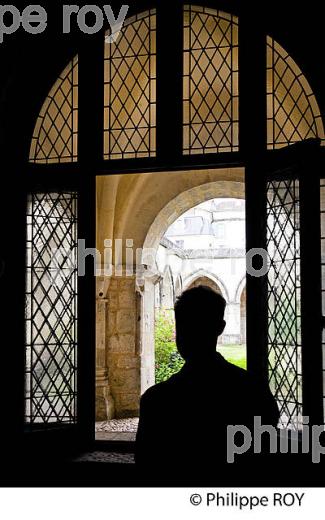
[105,276,140,418]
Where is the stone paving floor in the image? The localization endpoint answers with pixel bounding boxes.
[95,418,139,441]
[75,451,135,464]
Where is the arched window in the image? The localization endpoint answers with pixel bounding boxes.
[29,8,324,163]
[30,57,78,164]
[267,36,324,149]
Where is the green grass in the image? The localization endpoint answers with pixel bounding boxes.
[218,344,247,370]
[155,309,247,381]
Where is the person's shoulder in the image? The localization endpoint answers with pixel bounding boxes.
[141,370,184,405]
[140,378,173,404]
[219,355,248,379]
[219,356,266,389]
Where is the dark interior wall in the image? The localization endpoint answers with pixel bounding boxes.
[0,0,323,454]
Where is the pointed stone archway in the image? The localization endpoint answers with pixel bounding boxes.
[183,270,229,301]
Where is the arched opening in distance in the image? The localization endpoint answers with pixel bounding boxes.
[95,170,246,438]
[154,194,247,387]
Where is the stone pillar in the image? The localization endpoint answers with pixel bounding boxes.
[223,302,241,344]
[138,273,161,394]
[106,275,141,418]
[96,278,115,421]
[240,289,246,344]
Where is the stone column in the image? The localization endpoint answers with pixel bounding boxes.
[137,271,161,394]
[96,277,115,421]
[223,302,241,344]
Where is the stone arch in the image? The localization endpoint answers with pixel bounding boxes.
[187,276,223,295]
[183,270,229,303]
[98,169,245,260]
[142,180,245,266]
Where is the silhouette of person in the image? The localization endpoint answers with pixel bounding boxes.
[135,285,279,482]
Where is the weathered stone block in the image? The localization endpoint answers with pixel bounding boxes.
[119,278,135,289]
[109,279,118,290]
[96,394,108,422]
[116,310,135,334]
[119,290,135,308]
[114,392,140,417]
[107,311,116,333]
[108,291,118,310]
[108,334,135,354]
[108,335,119,353]
[120,334,135,353]
[117,356,140,369]
[96,386,115,421]
[111,368,139,391]
[96,349,106,367]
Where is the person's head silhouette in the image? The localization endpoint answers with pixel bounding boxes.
[174,285,226,362]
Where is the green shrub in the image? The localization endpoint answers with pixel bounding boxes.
[155,309,184,383]
[155,310,248,381]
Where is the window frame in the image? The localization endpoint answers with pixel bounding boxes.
[20,1,325,445]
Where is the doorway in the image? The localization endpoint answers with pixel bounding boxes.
[95,168,245,439]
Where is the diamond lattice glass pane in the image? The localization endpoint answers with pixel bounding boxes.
[183,6,239,155]
[267,37,325,150]
[104,10,156,160]
[320,181,325,424]
[25,193,78,424]
[267,180,302,430]
[30,57,78,164]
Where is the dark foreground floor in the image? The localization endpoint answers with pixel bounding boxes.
[1,443,324,487]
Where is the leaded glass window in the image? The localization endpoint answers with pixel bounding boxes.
[30,57,78,164]
[267,179,302,429]
[104,10,156,159]
[25,193,78,424]
[183,5,239,154]
[320,181,325,424]
[267,37,325,149]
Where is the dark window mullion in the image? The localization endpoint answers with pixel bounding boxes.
[156,3,183,162]
[76,33,102,441]
[239,6,268,382]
